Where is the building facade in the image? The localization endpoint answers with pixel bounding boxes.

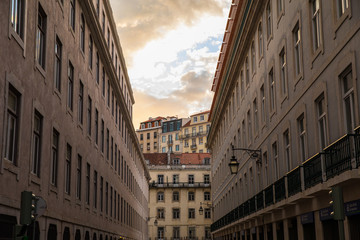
[146,153,212,240]
[208,0,360,239]
[159,117,190,154]
[0,0,150,239]
[181,111,211,153]
[137,117,165,153]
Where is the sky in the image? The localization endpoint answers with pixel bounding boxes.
[109,0,232,129]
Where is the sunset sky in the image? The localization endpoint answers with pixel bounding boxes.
[109,0,232,128]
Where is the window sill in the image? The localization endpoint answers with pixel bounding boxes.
[3,160,19,180]
[333,9,352,39]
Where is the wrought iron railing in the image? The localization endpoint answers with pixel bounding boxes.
[256,191,264,210]
[274,177,286,203]
[355,127,360,167]
[303,153,322,189]
[264,185,273,207]
[150,182,210,188]
[249,196,256,213]
[324,134,352,179]
[287,166,301,197]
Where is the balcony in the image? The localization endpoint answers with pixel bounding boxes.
[211,131,360,233]
[167,140,173,146]
[191,144,197,150]
[150,181,211,188]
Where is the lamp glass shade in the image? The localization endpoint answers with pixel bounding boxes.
[154,219,158,226]
[229,156,239,174]
[199,206,204,215]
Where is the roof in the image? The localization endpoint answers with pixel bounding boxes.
[190,110,210,117]
[144,153,211,165]
[141,117,165,124]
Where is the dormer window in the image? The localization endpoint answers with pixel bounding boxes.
[173,158,180,165]
[204,158,210,165]
[155,121,159,127]
[148,123,151,128]
[141,123,145,129]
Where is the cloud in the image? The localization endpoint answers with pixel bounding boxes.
[109,0,226,59]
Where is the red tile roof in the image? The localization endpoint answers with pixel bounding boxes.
[141,117,165,124]
[190,110,210,117]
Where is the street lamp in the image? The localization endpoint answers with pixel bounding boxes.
[198,202,213,215]
[229,144,261,174]
[147,216,158,226]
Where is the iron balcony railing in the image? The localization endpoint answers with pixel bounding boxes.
[303,153,322,189]
[150,182,211,188]
[287,166,301,197]
[211,130,360,232]
[191,144,197,149]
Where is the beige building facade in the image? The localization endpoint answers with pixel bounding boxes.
[208,0,360,240]
[137,117,165,153]
[181,111,211,154]
[146,153,212,240]
[159,117,190,154]
[0,0,149,239]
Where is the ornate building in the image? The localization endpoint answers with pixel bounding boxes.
[208,0,360,239]
[0,0,150,239]
[146,153,212,240]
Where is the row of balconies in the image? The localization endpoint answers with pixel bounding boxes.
[211,128,360,232]
[150,182,211,188]
[180,131,209,140]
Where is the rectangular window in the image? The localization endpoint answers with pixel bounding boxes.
[36,4,47,69]
[311,0,322,51]
[105,182,108,214]
[204,192,210,201]
[51,129,59,186]
[341,67,355,133]
[337,0,349,18]
[78,81,83,123]
[293,22,302,76]
[158,175,164,184]
[251,41,256,74]
[67,61,74,110]
[272,142,278,180]
[240,69,244,96]
[258,23,263,57]
[5,86,20,165]
[87,96,92,136]
[269,68,275,112]
[107,80,110,107]
[100,177,103,212]
[96,52,99,84]
[80,14,85,52]
[188,191,195,201]
[31,111,42,177]
[173,227,180,239]
[247,110,252,143]
[65,144,72,194]
[260,85,265,124]
[86,163,90,204]
[157,208,165,219]
[253,98,259,133]
[175,145,179,151]
[106,128,109,160]
[298,114,307,162]
[205,208,211,219]
[266,2,272,39]
[204,174,210,184]
[101,119,104,152]
[54,36,62,91]
[188,208,195,219]
[173,208,180,219]
[69,0,75,31]
[279,48,287,96]
[102,68,105,97]
[283,129,291,172]
[10,0,25,39]
[94,170,97,208]
[277,0,284,16]
[188,175,194,184]
[89,35,93,69]
[111,136,113,165]
[102,11,105,33]
[245,57,250,86]
[95,109,98,144]
[316,94,327,149]
[76,154,82,199]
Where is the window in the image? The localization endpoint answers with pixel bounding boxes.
[140,134,143,140]
[247,110,252,143]
[253,98,259,133]
[156,208,165,220]
[337,0,349,18]
[51,129,59,186]
[157,227,164,240]
[316,94,327,149]
[147,133,150,140]
[293,22,302,76]
[65,144,72,194]
[54,36,62,91]
[272,142,279,180]
[340,67,355,133]
[101,119,104,153]
[204,192,210,201]
[105,182,108,214]
[154,132,157,138]
[158,175,164,184]
[173,227,180,239]
[175,145,179,151]
[67,61,74,110]
[311,0,322,52]
[31,111,42,177]
[188,208,195,219]
[102,11,105,33]
[96,52,99,84]
[162,136,166,143]
[279,48,287,96]
[86,163,90,204]
[69,0,75,31]
[107,80,110,107]
[194,116,198,123]
[80,14,85,52]
[188,191,195,201]
[173,174,179,183]
[107,28,110,47]
[89,35,93,68]
[87,96,92,136]
[258,23,263,57]
[100,177,103,212]
[76,155,82,199]
[111,137,113,165]
[266,1,272,39]
[10,0,25,39]
[173,208,180,219]
[96,0,100,16]
[173,191,179,201]
[283,129,291,172]
[269,68,275,112]
[173,158,180,165]
[36,4,47,69]
[188,175,194,184]
[277,0,284,17]
[204,158,210,165]
[298,114,307,162]
[251,41,256,74]
[245,56,250,86]
[157,192,164,201]
[102,68,105,97]
[95,109,98,145]
[5,86,20,164]
[205,208,211,219]
[200,115,205,121]
[106,128,109,160]
[162,147,166,153]
[189,227,196,239]
[204,174,210,184]
[78,81,83,123]
[260,85,266,123]
[205,227,211,240]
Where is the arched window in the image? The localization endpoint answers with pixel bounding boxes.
[75,229,81,240]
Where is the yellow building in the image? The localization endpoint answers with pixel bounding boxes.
[136,117,165,153]
[181,111,211,153]
[145,153,212,240]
